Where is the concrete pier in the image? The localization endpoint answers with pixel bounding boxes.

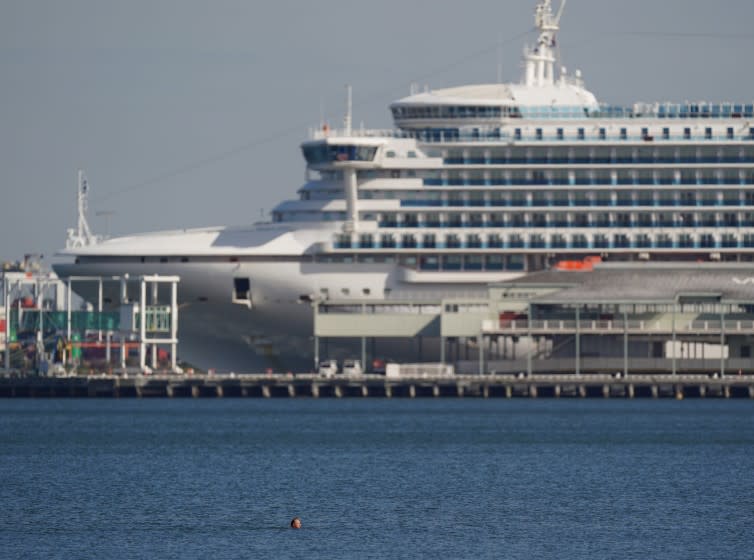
[1,373,754,400]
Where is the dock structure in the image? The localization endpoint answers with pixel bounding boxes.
[1,373,753,399]
[312,263,754,378]
[2,268,181,376]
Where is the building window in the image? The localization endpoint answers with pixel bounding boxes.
[577,128,585,140]
[485,255,504,270]
[557,128,564,140]
[684,127,691,140]
[620,128,627,140]
[599,128,606,140]
[446,234,461,248]
[705,127,713,140]
[535,128,543,140]
[727,127,735,140]
[514,128,522,140]
[662,128,670,140]
[233,278,251,301]
[401,234,417,248]
[443,255,462,270]
[464,255,483,270]
[381,234,396,248]
[359,234,373,248]
[420,256,439,271]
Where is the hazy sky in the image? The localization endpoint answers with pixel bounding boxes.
[2,0,753,264]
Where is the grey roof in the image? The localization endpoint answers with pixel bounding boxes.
[498,263,754,304]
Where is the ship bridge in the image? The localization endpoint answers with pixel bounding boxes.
[390,81,600,130]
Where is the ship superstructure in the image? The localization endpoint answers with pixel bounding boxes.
[55,0,754,370]
[288,0,754,272]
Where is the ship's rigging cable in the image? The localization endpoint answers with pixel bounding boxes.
[93,30,535,204]
[93,28,754,205]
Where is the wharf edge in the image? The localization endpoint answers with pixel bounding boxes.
[2,373,754,399]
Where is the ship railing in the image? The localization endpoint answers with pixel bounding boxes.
[309,128,754,143]
[309,128,414,140]
[486,319,754,333]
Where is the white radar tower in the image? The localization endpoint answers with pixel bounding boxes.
[524,0,567,87]
[65,169,99,249]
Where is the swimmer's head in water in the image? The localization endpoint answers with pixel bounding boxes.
[290,517,302,529]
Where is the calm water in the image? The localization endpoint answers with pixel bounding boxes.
[1,399,753,559]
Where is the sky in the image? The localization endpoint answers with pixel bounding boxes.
[2,0,753,264]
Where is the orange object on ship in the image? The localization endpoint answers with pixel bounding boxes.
[553,256,601,271]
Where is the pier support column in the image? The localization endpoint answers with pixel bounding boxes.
[627,384,635,399]
[623,309,629,377]
[578,385,586,398]
[456,384,464,398]
[409,385,416,399]
[720,307,726,377]
[529,385,538,399]
[361,336,366,374]
[505,385,512,399]
[527,303,533,377]
[723,385,730,399]
[361,385,368,398]
[262,385,271,398]
[675,386,684,400]
[166,385,174,398]
[575,307,581,376]
[216,385,224,398]
[385,385,392,399]
[287,384,295,398]
[313,335,319,373]
[311,384,319,398]
[433,385,440,398]
[478,333,484,376]
[334,385,343,398]
[671,304,677,376]
[602,384,610,399]
[749,385,754,399]
[554,384,561,398]
[191,385,200,398]
[651,385,659,399]
[482,385,489,399]
[241,386,249,397]
[699,385,706,399]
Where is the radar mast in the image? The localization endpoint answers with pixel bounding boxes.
[524,0,567,87]
[65,170,99,248]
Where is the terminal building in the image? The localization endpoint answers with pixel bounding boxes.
[313,262,754,376]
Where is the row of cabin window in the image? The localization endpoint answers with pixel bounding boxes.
[391,105,520,120]
[354,169,754,185]
[376,212,754,228]
[337,232,754,250]
[402,127,754,142]
[366,188,754,200]
[518,127,753,141]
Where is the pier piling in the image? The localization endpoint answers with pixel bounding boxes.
[1,373,754,400]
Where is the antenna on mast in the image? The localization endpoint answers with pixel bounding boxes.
[66,170,99,248]
[524,0,568,87]
[344,85,353,135]
[497,33,503,83]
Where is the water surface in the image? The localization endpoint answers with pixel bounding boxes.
[1,399,752,559]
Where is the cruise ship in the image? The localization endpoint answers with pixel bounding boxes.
[54,0,754,370]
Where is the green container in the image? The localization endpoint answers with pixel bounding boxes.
[71,332,82,360]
